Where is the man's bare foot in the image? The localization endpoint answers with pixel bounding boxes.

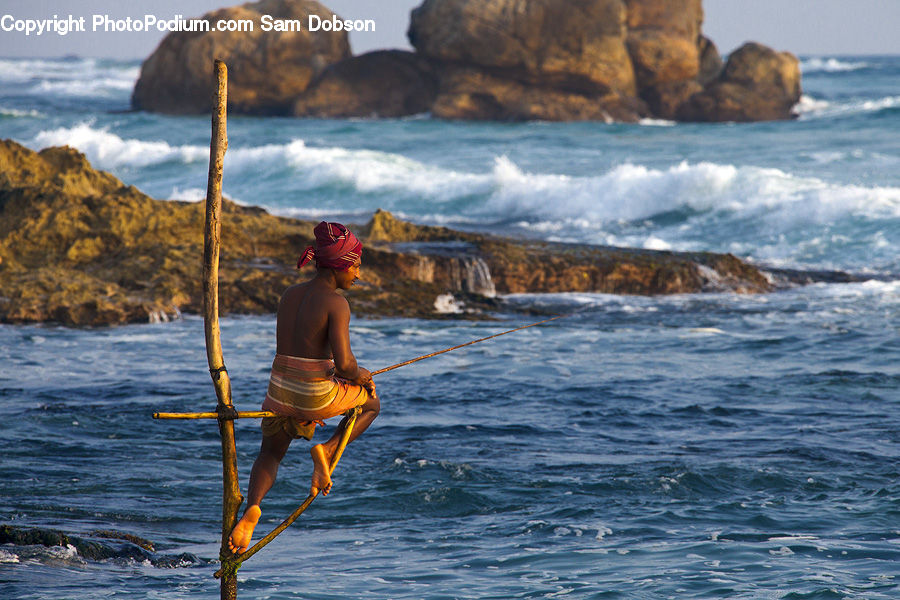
[227,505,261,554]
[310,444,333,496]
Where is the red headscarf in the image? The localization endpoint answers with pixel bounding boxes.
[297,221,362,271]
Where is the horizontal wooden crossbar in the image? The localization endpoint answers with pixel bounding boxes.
[153,410,277,420]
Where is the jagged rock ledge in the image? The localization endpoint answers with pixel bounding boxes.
[0,139,853,327]
[0,524,200,567]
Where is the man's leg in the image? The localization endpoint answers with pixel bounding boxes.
[310,392,380,496]
[227,428,293,554]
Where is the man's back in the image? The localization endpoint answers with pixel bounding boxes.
[275,280,345,360]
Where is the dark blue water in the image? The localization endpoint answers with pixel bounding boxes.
[1,54,899,598]
[2,283,899,598]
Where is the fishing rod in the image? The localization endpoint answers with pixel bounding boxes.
[370,313,567,376]
[153,312,571,420]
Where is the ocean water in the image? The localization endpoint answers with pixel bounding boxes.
[1,55,898,599]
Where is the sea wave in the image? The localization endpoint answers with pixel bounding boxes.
[172,133,900,225]
[226,138,489,202]
[32,75,136,97]
[800,57,870,73]
[638,118,676,127]
[503,280,900,314]
[24,124,900,271]
[29,124,900,229]
[32,123,208,168]
[30,125,900,228]
[0,57,139,99]
[795,94,900,119]
[481,158,900,223]
[0,106,44,118]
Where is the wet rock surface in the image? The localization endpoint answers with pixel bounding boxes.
[0,525,201,567]
[1,139,851,327]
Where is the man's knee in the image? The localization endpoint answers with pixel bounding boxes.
[364,393,380,416]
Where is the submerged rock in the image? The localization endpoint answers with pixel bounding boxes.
[0,525,199,567]
[1,139,786,327]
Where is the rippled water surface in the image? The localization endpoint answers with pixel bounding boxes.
[3,283,899,598]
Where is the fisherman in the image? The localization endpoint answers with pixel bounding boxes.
[228,221,380,555]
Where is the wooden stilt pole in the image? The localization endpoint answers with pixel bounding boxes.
[203,59,242,600]
[214,406,361,578]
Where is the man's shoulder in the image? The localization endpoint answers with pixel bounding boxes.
[324,289,350,311]
[280,282,308,305]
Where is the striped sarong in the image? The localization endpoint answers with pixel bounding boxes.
[261,354,370,423]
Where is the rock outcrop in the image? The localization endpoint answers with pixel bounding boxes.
[292,50,438,118]
[1,139,783,327]
[132,0,350,115]
[408,0,645,121]
[624,0,705,119]
[134,0,801,123]
[677,42,802,122]
[0,525,196,568]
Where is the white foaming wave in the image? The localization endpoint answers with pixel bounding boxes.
[485,158,900,224]
[800,57,869,73]
[32,123,208,169]
[0,106,44,118]
[33,75,136,96]
[794,95,831,115]
[168,187,207,202]
[798,280,900,303]
[796,94,900,119]
[0,57,139,97]
[638,118,676,127]
[27,127,900,237]
[0,549,19,563]
[226,139,490,202]
[487,158,731,222]
[0,57,96,81]
[506,281,900,310]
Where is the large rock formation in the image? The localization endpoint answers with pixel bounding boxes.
[294,0,798,122]
[134,0,801,123]
[1,139,784,327]
[132,0,350,115]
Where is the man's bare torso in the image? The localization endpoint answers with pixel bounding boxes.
[275,280,342,359]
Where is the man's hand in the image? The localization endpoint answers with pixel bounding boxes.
[355,367,376,396]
